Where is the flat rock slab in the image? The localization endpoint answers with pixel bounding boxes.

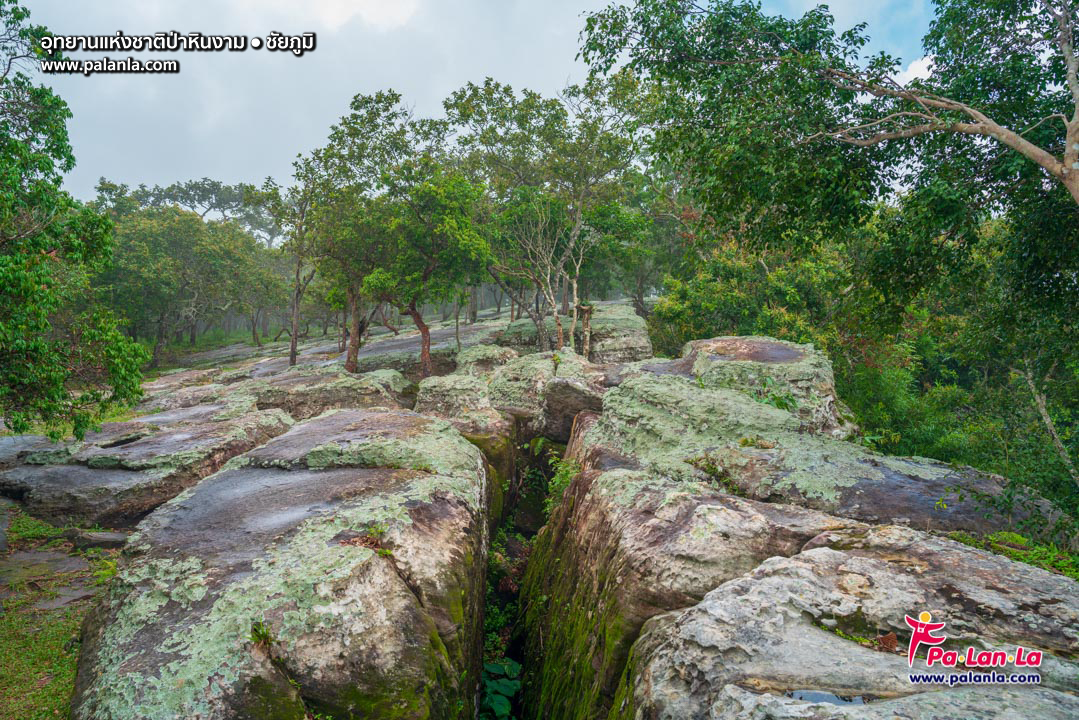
[64,529,129,550]
[1,411,291,527]
[0,435,50,469]
[0,550,89,588]
[585,373,1052,537]
[73,408,490,720]
[612,525,1079,719]
[33,577,97,610]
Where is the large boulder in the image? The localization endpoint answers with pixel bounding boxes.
[519,336,1073,720]
[681,335,855,436]
[520,423,864,718]
[0,409,291,527]
[611,525,1079,719]
[585,372,1045,536]
[452,344,519,376]
[73,408,491,720]
[414,374,514,523]
[488,349,606,442]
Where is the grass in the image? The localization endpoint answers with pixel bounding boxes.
[0,579,87,720]
[1,509,116,719]
[947,530,1079,581]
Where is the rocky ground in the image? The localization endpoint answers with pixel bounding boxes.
[1,307,1075,719]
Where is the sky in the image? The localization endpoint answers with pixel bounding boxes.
[29,1,934,201]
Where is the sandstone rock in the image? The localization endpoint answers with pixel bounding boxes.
[453,344,518,376]
[611,524,1079,719]
[585,373,1046,537]
[0,434,49,469]
[414,374,514,524]
[73,408,491,720]
[586,303,654,364]
[64,529,129,550]
[681,335,855,436]
[488,349,605,442]
[415,374,491,417]
[0,410,291,527]
[520,420,864,718]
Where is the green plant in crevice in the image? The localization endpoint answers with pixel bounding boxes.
[480,658,522,720]
[754,376,799,412]
[543,456,581,517]
[686,452,744,496]
[250,620,274,649]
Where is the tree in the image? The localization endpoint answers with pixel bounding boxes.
[365,160,489,377]
[583,0,1079,204]
[445,74,637,349]
[315,91,412,372]
[265,154,324,367]
[0,0,145,437]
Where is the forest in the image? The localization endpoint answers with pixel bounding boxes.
[2,1,1079,718]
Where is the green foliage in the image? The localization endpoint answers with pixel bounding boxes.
[88,551,118,585]
[0,2,146,438]
[648,239,849,357]
[250,620,274,648]
[543,456,581,517]
[480,658,521,720]
[948,531,1079,582]
[5,511,63,546]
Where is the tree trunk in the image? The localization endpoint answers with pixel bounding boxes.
[408,303,433,378]
[454,300,462,353]
[495,288,505,318]
[578,304,594,361]
[568,277,581,353]
[289,264,314,367]
[250,310,262,347]
[345,288,362,373]
[261,310,270,338]
[151,314,167,369]
[468,286,479,324]
[1022,359,1079,490]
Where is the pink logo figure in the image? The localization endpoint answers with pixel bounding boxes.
[904,611,946,667]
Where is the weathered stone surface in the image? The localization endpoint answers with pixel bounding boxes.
[495,303,653,363]
[488,349,606,442]
[73,408,490,720]
[520,338,1072,720]
[415,374,491,416]
[681,335,855,436]
[0,411,291,527]
[585,303,654,364]
[233,366,414,420]
[0,434,50,469]
[0,549,89,587]
[520,418,864,719]
[453,344,519,376]
[585,373,1042,536]
[64,529,129,550]
[611,524,1079,719]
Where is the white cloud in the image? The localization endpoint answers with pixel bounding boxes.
[232,0,421,32]
[895,55,933,86]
